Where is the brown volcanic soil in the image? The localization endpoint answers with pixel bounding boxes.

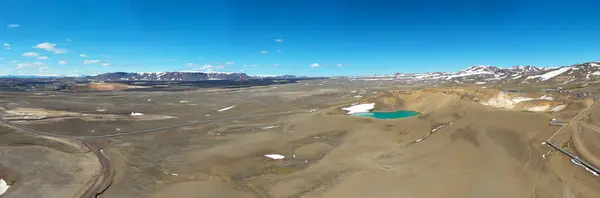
[0,125,100,198]
[82,82,150,91]
[1,81,600,198]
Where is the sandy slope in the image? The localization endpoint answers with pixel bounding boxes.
[114,86,599,198]
[5,82,599,198]
[261,87,599,198]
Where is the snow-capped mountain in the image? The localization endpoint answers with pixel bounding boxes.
[87,72,250,81]
[24,60,600,85]
[363,60,600,84]
[85,72,303,81]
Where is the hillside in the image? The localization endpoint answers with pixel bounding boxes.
[86,72,251,81]
[356,60,600,85]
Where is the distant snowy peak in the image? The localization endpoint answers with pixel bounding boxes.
[374,60,600,84]
[86,72,304,81]
[510,65,542,73]
[459,65,501,74]
[525,67,572,81]
[88,72,249,81]
[251,75,298,79]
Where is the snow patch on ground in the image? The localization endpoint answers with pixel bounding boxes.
[0,179,9,195]
[571,158,600,176]
[445,69,494,79]
[262,125,278,130]
[431,125,445,132]
[342,103,375,114]
[526,67,571,81]
[539,95,554,100]
[552,104,567,112]
[528,105,550,112]
[130,112,144,116]
[264,154,285,160]
[218,106,235,112]
[511,97,535,103]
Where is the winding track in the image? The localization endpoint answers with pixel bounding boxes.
[79,141,114,198]
[546,101,600,175]
[568,101,600,170]
[1,110,306,139]
[570,122,600,173]
[0,110,309,197]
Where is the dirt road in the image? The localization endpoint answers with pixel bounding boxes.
[570,122,600,173]
[0,109,310,197]
[551,100,600,175]
[80,141,114,198]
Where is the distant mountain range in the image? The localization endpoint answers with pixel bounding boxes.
[351,60,600,85]
[0,72,301,81]
[4,60,600,84]
[85,72,250,81]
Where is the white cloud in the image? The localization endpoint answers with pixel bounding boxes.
[16,63,31,69]
[276,49,281,53]
[16,62,45,69]
[22,52,40,57]
[274,39,284,43]
[84,60,101,64]
[200,65,215,69]
[274,64,280,68]
[251,64,259,67]
[33,42,67,54]
[200,64,215,70]
[310,63,320,68]
[38,66,49,71]
[2,43,9,50]
[226,62,235,65]
[37,56,49,60]
[337,63,343,67]
[66,38,73,42]
[181,64,224,73]
[260,50,269,54]
[185,63,197,66]
[6,24,20,28]
[11,60,19,63]
[59,60,67,64]
[101,63,111,66]
[195,65,216,72]
[79,54,87,57]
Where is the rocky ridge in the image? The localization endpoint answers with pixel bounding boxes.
[356,61,600,84]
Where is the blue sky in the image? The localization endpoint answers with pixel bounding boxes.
[2,0,600,77]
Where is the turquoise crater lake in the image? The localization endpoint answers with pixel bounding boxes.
[352,110,420,119]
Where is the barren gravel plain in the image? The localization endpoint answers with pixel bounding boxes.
[1,79,600,198]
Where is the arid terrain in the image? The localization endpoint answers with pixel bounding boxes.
[1,79,600,198]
